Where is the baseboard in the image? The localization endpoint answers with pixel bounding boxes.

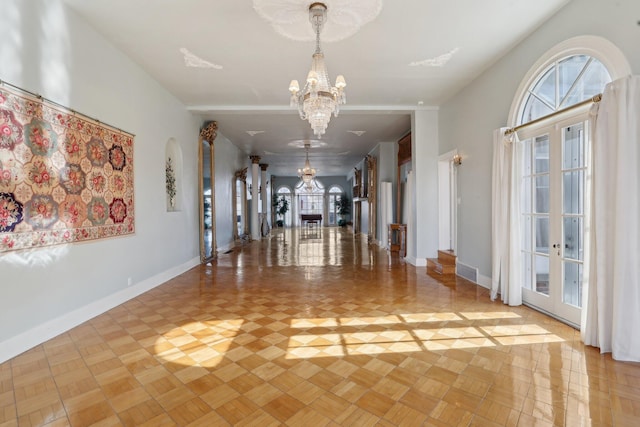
[0,256,200,364]
[476,273,491,289]
[217,239,236,254]
[404,256,427,267]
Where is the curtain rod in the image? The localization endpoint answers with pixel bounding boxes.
[504,93,602,136]
[0,78,135,137]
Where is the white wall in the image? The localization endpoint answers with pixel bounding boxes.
[0,0,202,361]
[439,0,640,279]
[214,132,246,251]
[374,142,397,246]
[408,109,439,266]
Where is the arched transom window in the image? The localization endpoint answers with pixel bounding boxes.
[518,55,611,125]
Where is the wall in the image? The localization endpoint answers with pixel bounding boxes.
[213,132,245,251]
[409,110,439,266]
[374,142,397,246]
[439,0,640,280]
[0,0,201,361]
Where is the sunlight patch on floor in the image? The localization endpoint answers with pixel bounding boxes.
[285,313,564,359]
[154,319,244,367]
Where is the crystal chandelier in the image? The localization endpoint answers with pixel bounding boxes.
[298,144,317,184]
[289,2,346,138]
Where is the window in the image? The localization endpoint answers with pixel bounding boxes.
[296,180,324,224]
[511,36,629,327]
[327,185,343,226]
[519,55,611,124]
[276,186,292,227]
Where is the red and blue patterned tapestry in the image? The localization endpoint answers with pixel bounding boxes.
[0,83,134,252]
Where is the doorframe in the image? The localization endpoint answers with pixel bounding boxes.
[438,150,458,253]
[517,113,589,328]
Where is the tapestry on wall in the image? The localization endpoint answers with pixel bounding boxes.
[0,83,135,252]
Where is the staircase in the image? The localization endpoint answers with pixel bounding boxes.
[427,250,456,277]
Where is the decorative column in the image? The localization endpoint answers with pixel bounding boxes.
[250,155,261,240]
[291,189,297,227]
[199,121,217,262]
[260,163,269,237]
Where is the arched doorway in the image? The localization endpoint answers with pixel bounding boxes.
[509,36,629,326]
[295,179,324,227]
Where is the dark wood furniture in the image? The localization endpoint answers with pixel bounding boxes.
[301,214,322,227]
[388,223,407,257]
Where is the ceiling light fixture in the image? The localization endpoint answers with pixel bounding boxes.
[289,2,346,138]
[298,143,317,184]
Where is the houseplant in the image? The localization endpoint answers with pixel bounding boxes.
[335,195,350,227]
[272,194,289,227]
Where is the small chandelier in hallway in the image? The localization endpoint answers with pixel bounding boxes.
[298,143,316,185]
[288,2,346,138]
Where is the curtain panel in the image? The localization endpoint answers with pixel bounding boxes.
[491,129,522,306]
[582,75,640,362]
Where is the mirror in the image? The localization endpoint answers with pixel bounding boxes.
[366,154,377,244]
[397,132,411,223]
[233,168,248,240]
[199,121,217,262]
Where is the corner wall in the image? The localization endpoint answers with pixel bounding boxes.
[439,0,640,280]
[0,0,202,362]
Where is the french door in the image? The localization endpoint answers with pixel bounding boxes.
[520,116,588,327]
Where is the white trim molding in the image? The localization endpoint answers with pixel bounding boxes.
[0,257,200,364]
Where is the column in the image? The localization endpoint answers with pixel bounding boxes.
[407,109,439,265]
[250,155,261,240]
[260,163,269,236]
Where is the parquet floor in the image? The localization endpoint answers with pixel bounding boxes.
[1,228,640,426]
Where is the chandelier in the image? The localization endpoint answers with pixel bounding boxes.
[288,2,346,138]
[298,144,317,184]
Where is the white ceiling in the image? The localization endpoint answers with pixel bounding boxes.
[63,0,570,176]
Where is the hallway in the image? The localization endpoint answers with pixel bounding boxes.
[2,228,639,426]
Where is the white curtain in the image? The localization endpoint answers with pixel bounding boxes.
[582,76,640,362]
[491,128,522,306]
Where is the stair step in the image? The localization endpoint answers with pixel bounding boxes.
[427,258,456,276]
[437,250,457,266]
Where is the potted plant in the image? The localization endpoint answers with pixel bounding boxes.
[335,195,350,227]
[272,194,289,227]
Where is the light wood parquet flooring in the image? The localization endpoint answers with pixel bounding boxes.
[1,228,640,426]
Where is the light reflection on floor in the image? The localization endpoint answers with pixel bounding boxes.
[3,226,639,426]
[286,312,564,359]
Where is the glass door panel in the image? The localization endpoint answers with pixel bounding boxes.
[520,119,587,327]
[560,124,586,315]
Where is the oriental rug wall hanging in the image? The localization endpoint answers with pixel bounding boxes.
[0,82,135,252]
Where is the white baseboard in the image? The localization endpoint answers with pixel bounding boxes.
[404,256,427,267]
[0,256,200,364]
[477,273,491,289]
[217,239,236,253]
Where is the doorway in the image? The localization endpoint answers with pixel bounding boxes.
[438,150,458,253]
[519,118,588,327]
